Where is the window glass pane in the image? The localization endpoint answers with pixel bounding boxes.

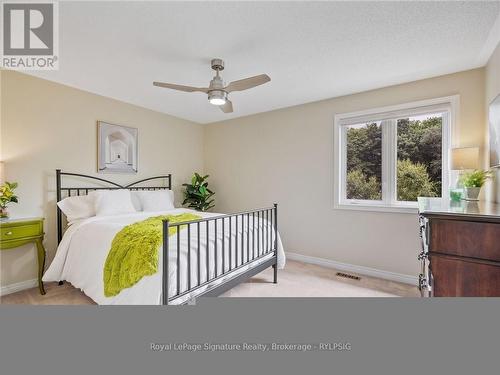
[345,122,382,200]
[397,113,443,201]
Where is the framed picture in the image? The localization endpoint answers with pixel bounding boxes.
[489,94,500,168]
[97,121,138,174]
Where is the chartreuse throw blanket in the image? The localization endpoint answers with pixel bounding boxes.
[103,213,201,297]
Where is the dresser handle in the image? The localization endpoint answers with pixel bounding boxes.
[5,231,13,236]
[418,274,427,291]
[417,252,428,261]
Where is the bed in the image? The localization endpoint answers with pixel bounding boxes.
[42,170,285,305]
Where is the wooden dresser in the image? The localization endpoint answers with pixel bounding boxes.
[418,198,500,297]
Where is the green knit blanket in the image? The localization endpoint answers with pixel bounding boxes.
[103,213,201,297]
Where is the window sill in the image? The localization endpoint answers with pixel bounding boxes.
[334,202,419,214]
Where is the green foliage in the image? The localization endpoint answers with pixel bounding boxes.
[460,170,492,188]
[346,123,382,180]
[182,173,215,211]
[397,117,442,192]
[0,181,19,208]
[346,161,438,202]
[346,169,381,200]
[397,159,437,201]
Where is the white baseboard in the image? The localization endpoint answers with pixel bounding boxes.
[287,252,418,286]
[0,279,38,297]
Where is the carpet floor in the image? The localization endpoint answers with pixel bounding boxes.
[1,260,419,304]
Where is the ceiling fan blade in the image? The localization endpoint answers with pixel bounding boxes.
[220,99,233,113]
[225,74,271,92]
[153,81,209,93]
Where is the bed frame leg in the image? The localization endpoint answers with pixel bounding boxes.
[58,281,64,286]
[273,203,278,284]
[162,219,169,306]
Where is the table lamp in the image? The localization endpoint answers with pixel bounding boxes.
[450,147,479,201]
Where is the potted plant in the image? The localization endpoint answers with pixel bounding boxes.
[0,181,19,218]
[182,173,215,211]
[459,170,492,201]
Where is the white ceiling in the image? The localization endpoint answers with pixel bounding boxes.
[29,1,500,124]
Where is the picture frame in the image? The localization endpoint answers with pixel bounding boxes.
[489,94,500,168]
[97,121,138,174]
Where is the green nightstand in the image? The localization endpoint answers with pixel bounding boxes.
[0,217,46,295]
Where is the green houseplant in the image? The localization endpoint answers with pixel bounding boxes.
[182,173,215,211]
[459,170,492,201]
[0,181,19,218]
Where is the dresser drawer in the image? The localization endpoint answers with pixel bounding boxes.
[430,219,500,262]
[0,222,42,241]
[430,254,500,297]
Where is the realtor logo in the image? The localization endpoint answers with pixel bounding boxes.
[1,1,59,70]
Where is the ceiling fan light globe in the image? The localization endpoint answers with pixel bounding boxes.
[208,90,227,106]
[209,98,226,106]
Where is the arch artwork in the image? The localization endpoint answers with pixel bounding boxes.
[97,121,138,173]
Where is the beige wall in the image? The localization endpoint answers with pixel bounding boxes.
[204,69,486,278]
[0,71,204,288]
[485,42,500,202]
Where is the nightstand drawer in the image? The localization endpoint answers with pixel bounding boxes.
[1,223,42,241]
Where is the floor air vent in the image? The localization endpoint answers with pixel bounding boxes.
[336,272,361,281]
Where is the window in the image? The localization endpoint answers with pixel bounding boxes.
[334,96,456,213]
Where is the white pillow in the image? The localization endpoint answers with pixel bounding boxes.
[94,189,137,216]
[57,194,96,224]
[136,190,174,212]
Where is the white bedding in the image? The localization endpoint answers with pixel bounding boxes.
[43,208,285,305]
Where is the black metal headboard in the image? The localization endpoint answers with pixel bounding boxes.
[56,169,172,244]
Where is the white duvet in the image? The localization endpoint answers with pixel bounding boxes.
[43,208,285,305]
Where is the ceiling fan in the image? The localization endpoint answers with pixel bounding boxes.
[153,58,271,113]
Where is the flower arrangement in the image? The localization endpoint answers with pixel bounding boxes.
[0,181,19,218]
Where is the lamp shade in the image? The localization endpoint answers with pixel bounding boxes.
[451,147,479,170]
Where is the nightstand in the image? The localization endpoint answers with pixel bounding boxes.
[0,217,46,295]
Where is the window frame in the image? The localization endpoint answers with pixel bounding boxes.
[333,96,458,214]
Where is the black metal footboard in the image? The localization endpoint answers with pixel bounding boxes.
[162,204,278,305]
